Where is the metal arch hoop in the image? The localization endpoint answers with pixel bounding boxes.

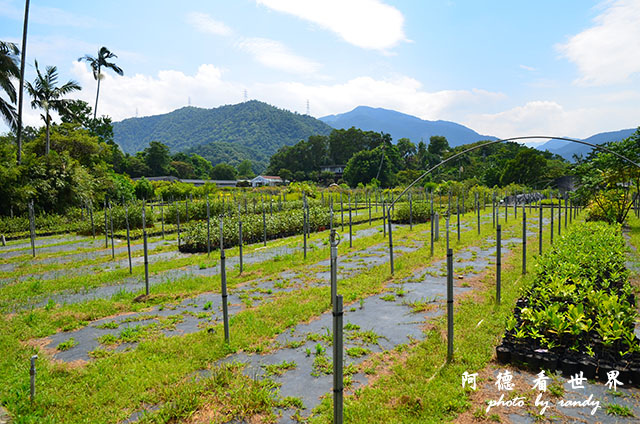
[384,135,640,274]
[387,135,640,211]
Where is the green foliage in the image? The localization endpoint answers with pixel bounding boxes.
[210,163,237,180]
[113,101,332,172]
[574,128,640,224]
[134,177,155,200]
[343,146,395,188]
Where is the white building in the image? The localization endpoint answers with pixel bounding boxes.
[251,175,284,187]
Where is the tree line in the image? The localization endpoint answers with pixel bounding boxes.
[267,127,569,188]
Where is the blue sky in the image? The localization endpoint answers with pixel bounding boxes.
[1,0,639,142]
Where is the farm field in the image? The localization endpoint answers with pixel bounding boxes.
[4,198,637,423]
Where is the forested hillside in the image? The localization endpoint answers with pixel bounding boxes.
[113,101,333,171]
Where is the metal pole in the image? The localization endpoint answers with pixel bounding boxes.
[557,195,561,237]
[477,198,481,235]
[104,199,108,248]
[456,199,460,242]
[89,200,95,239]
[550,196,554,245]
[143,203,149,295]
[263,201,267,246]
[30,355,37,403]
[340,192,344,231]
[368,192,371,225]
[206,196,211,257]
[446,215,450,251]
[522,209,527,275]
[430,213,434,256]
[109,202,115,259]
[434,212,439,241]
[409,192,413,231]
[382,199,386,238]
[496,225,501,304]
[446,248,454,362]
[330,229,338,306]
[28,201,36,257]
[176,202,181,248]
[303,195,307,259]
[220,218,230,343]
[492,193,495,228]
[160,197,164,239]
[332,294,344,424]
[239,218,243,273]
[125,203,132,274]
[564,193,568,229]
[538,200,543,255]
[388,206,394,274]
[349,194,353,248]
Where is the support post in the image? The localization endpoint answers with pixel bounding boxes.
[125,203,132,274]
[206,196,211,257]
[332,294,344,424]
[446,248,454,362]
[522,209,527,275]
[160,197,164,239]
[89,200,95,239]
[538,200,543,255]
[143,203,149,295]
[496,224,501,304]
[30,355,37,403]
[330,229,338,306]
[220,218,230,343]
[348,194,353,248]
[409,192,413,231]
[109,202,115,259]
[388,206,394,274]
[28,200,36,257]
[104,199,108,248]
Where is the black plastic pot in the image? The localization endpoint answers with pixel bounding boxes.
[579,358,597,380]
[496,344,511,364]
[630,366,640,388]
[597,361,613,381]
[560,357,580,377]
[539,352,558,371]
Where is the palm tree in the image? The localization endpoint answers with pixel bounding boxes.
[78,47,123,119]
[0,41,19,130]
[25,60,81,155]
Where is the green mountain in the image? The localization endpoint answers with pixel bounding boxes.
[112,100,333,172]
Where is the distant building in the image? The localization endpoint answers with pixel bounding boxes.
[320,164,346,177]
[251,175,284,187]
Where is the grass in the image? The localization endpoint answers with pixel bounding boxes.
[263,360,297,377]
[56,338,77,351]
[604,403,635,417]
[0,206,550,422]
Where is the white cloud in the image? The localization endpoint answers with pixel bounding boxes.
[464,100,639,139]
[186,12,233,37]
[256,0,408,51]
[252,76,504,122]
[70,62,241,121]
[519,64,536,71]
[236,37,321,75]
[556,0,640,86]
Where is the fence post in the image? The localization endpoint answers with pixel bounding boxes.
[446,215,450,251]
[340,192,344,231]
[330,229,338,306]
[143,202,149,295]
[303,195,307,260]
[89,200,95,239]
[28,200,36,257]
[456,199,461,242]
[409,192,413,231]
[564,193,568,229]
[477,195,480,235]
[522,208,527,275]
[430,213,434,256]
[368,192,371,225]
[177,202,181,248]
[109,202,115,259]
[207,196,211,257]
[160,197,165,239]
[333,294,344,424]
[388,206,394,274]
[220,218,230,343]
[434,212,440,241]
[239,217,243,273]
[262,202,267,247]
[125,203,132,274]
[492,192,495,228]
[550,196,554,245]
[30,355,37,403]
[349,193,353,248]
[104,199,108,248]
[382,199,386,238]
[538,200,543,255]
[496,224,501,304]
[446,248,454,362]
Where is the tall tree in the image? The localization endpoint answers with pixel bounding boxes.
[78,46,123,119]
[25,61,81,155]
[0,41,19,130]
